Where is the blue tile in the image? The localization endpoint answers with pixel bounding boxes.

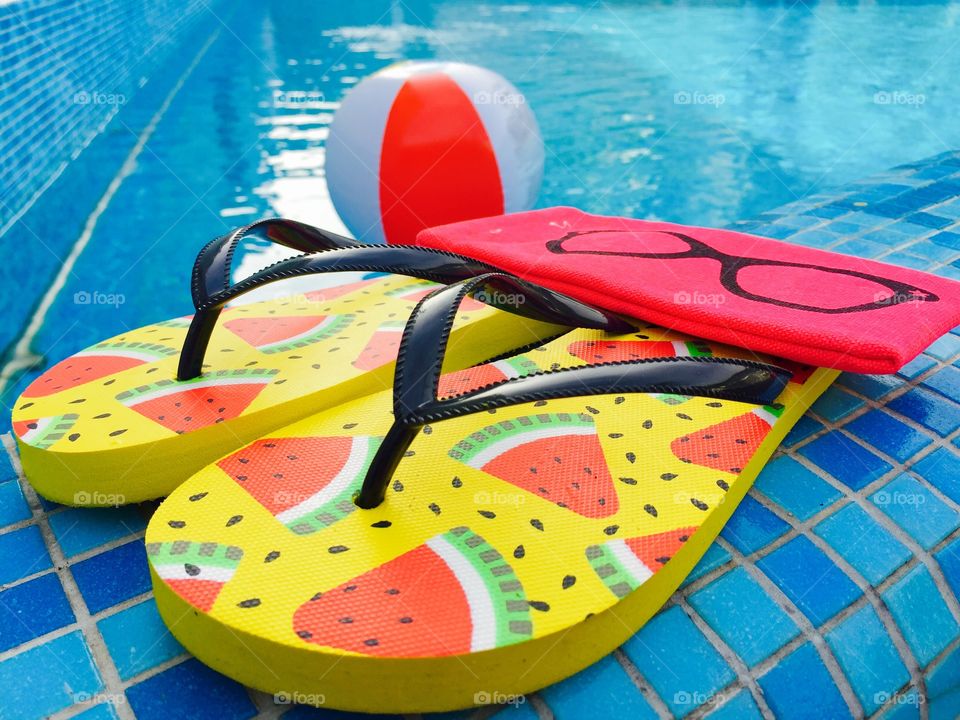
[98,599,184,680]
[126,658,256,720]
[74,704,119,720]
[836,373,902,401]
[834,238,887,258]
[871,473,960,550]
[897,354,937,380]
[754,456,841,521]
[902,239,960,262]
[283,706,402,720]
[893,388,960,440]
[688,567,799,666]
[924,335,960,362]
[926,645,960,720]
[0,525,50,584]
[622,605,735,716]
[782,415,824,446]
[798,432,892,491]
[913,447,960,504]
[71,540,151,614]
[923,364,960,403]
[0,481,30,527]
[0,451,16,484]
[682,542,731,586]
[719,495,790,554]
[810,387,864,422]
[932,231,960,250]
[845,410,932,463]
[878,251,930,270]
[757,535,862,626]
[541,654,657,720]
[814,503,912,585]
[490,701,539,720]
[48,506,147,558]
[758,643,852,720]
[788,229,840,248]
[704,691,762,720]
[936,537,960,615]
[882,564,959,667]
[0,573,74,652]
[825,605,910,715]
[907,212,953,230]
[0,631,103,720]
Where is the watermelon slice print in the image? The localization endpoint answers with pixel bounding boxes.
[22,342,178,398]
[568,339,712,364]
[385,280,486,311]
[671,405,783,474]
[293,526,532,657]
[303,278,380,303]
[449,413,619,518]
[217,435,381,534]
[116,368,279,434]
[437,356,538,398]
[352,320,405,371]
[586,527,695,598]
[223,314,353,354]
[14,413,79,449]
[148,541,243,612]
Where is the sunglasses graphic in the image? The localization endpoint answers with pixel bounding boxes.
[546,229,939,314]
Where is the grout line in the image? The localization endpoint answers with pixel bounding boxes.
[0,26,222,396]
[612,648,675,719]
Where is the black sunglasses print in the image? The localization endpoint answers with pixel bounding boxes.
[546,229,939,314]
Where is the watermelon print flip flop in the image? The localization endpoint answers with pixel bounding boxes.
[11,220,561,505]
[146,274,837,713]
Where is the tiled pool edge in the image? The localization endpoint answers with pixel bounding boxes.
[1,151,960,718]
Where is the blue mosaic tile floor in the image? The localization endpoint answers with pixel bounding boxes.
[3,8,960,720]
[3,158,960,720]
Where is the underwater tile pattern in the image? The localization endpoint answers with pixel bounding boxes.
[2,26,960,720]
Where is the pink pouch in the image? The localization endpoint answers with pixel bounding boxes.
[407,207,960,373]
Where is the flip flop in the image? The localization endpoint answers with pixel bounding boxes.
[145,274,836,713]
[11,220,561,505]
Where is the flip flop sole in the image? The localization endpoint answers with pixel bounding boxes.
[13,275,555,505]
[146,326,836,712]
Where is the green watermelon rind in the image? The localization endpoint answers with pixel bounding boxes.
[147,540,243,569]
[80,340,179,361]
[21,413,79,449]
[282,437,383,535]
[115,368,280,404]
[585,541,647,599]
[257,314,355,354]
[439,527,532,647]
[448,413,595,467]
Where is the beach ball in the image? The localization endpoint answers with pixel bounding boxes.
[325,61,544,245]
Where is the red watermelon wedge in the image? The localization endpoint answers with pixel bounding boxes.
[448,413,619,518]
[568,339,712,364]
[437,356,538,398]
[148,541,243,612]
[303,278,379,303]
[352,320,405,371]
[116,369,279,434]
[217,435,380,534]
[292,526,531,656]
[22,342,178,398]
[223,314,352,354]
[586,527,695,598]
[670,405,783,474]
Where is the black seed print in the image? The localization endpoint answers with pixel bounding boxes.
[626,452,636,463]
[530,518,544,531]
[717,479,730,491]
[528,600,550,612]
[184,563,200,576]
[619,477,637,485]
[93,413,111,419]
[534,400,547,407]
[385,588,400,595]
[364,639,379,646]
[707,401,723,407]
[68,433,80,442]
[585,406,599,415]
[264,551,281,563]
[661,473,677,481]
[428,503,441,515]
[615,397,625,404]
[514,545,525,559]
[339,617,353,623]
[109,429,127,437]
[451,477,463,488]
[226,515,243,527]
[297,630,312,639]
[393,480,404,492]
[562,575,576,589]
[644,504,658,517]
[343,423,357,429]
[329,545,349,554]
[642,420,653,429]
[478,510,496,519]
[609,433,624,439]
[371,520,392,528]
[691,498,709,511]
[399,617,413,624]
[238,598,261,608]
[604,525,619,536]
[676,413,692,420]
[168,520,185,529]
[189,492,207,502]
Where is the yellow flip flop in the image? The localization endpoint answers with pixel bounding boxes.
[11,221,560,506]
[146,275,837,713]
